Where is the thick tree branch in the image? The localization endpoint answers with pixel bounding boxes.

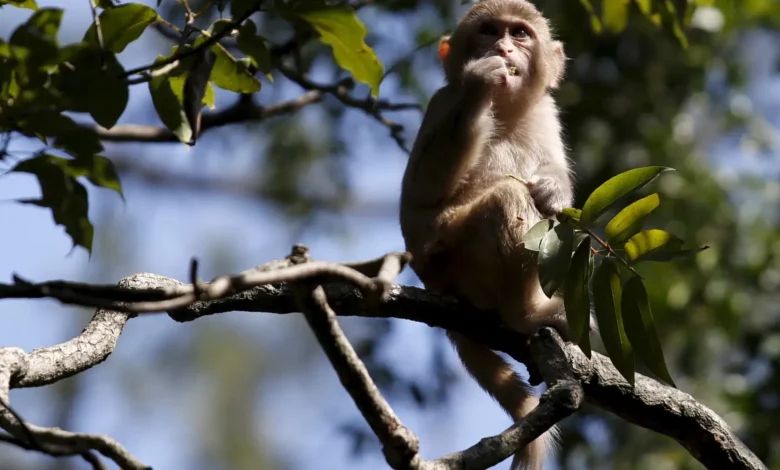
[0,348,148,469]
[531,329,768,470]
[0,249,767,470]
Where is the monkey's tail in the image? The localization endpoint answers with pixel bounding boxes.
[447,331,559,470]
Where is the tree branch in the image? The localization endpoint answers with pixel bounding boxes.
[88,91,323,143]
[0,248,767,470]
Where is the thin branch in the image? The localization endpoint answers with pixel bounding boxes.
[86,91,323,142]
[428,380,582,470]
[120,3,261,78]
[0,359,143,469]
[88,0,105,56]
[273,61,418,153]
[0,434,107,470]
[290,246,422,469]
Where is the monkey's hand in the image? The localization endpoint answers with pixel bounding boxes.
[462,56,511,91]
[528,175,566,217]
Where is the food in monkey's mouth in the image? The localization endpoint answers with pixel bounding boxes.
[508,65,518,76]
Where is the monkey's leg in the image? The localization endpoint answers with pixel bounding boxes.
[447,331,558,470]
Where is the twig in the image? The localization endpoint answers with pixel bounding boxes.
[0,434,107,470]
[290,246,422,469]
[88,0,105,61]
[84,91,324,142]
[273,61,418,153]
[120,3,261,78]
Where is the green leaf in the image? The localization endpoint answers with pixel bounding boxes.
[580,166,673,225]
[294,7,383,97]
[522,219,556,252]
[1,0,38,10]
[197,39,260,93]
[625,229,683,263]
[577,0,602,33]
[593,258,634,385]
[635,0,652,15]
[622,276,676,387]
[605,193,661,245]
[57,46,129,129]
[66,155,124,199]
[149,66,192,144]
[9,7,62,67]
[561,207,581,223]
[17,111,104,158]
[12,155,95,253]
[603,0,630,32]
[564,235,593,357]
[237,20,273,81]
[83,3,159,53]
[538,223,574,298]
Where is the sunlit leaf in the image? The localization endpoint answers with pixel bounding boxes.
[1,0,39,10]
[577,0,602,32]
[603,0,630,32]
[580,166,673,225]
[593,258,634,385]
[83,2,159,53]
[564,235,593,357]
[193,36,260,93]
[294,7,384,97]
[539,223,574,298]
[622,276,676,387]
[635,0,652,15]
[561,207,582,223]
[523,219,556,252]
[624,229,705,264]
[605,193,661,245]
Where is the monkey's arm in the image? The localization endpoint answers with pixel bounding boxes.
[402,58,510,207]
[529,159,573,216]
[403,87,491,207]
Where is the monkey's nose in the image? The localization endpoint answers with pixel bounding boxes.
[497,47,513,57]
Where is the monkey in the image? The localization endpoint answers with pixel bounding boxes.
[399,1,575,469]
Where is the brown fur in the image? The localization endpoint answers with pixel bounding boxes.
[399,1,573,469]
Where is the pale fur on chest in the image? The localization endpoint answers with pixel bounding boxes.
[456,97,569,203]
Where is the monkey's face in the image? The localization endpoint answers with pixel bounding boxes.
[472,17,538,86]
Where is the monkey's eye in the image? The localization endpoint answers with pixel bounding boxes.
[479,23,498,36]
[510,26,530,39]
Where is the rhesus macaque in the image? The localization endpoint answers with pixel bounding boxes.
[399,1,574,469]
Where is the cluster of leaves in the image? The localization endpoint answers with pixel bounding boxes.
[579,0,780,47]
[0,0,384,253]
[521,167,707,387]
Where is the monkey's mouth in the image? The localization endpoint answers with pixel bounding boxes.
[508,65,518,76]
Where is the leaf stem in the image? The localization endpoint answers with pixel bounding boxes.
[557,212,642,278]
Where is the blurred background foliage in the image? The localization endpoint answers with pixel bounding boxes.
[1,0,780,469]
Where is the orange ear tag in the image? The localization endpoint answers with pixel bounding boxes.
[438,40,450,62]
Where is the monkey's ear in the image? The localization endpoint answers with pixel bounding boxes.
[438,35,451,62]
[548,40,567,89]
